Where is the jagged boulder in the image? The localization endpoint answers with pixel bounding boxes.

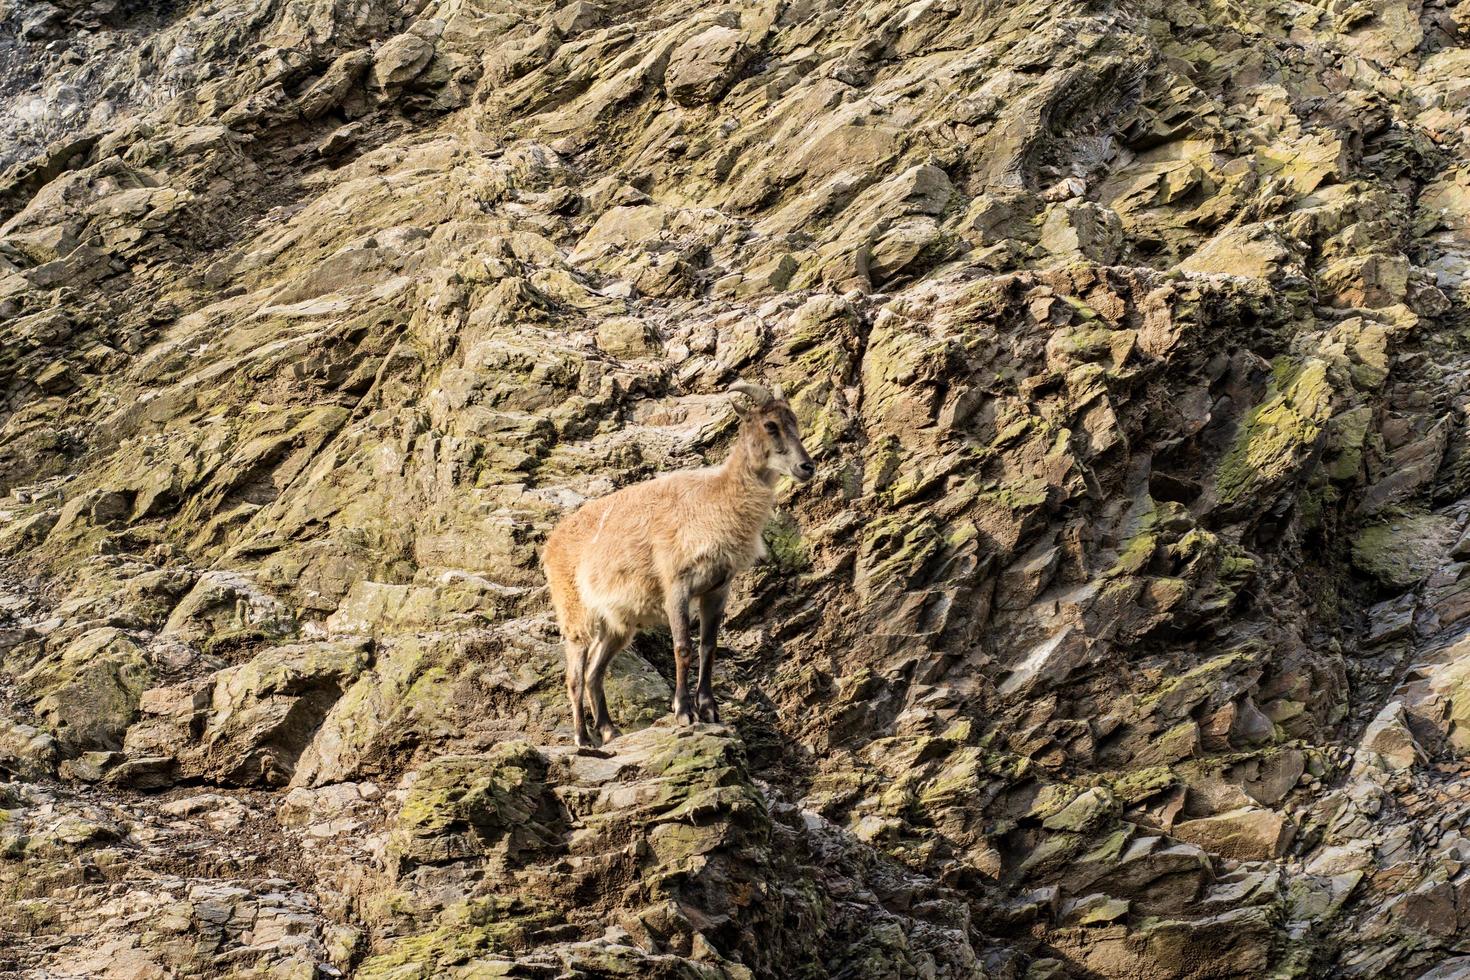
[664,25,755,108]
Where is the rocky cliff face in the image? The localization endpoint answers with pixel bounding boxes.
[4,0,1470,976]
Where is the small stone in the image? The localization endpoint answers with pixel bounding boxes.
[101,756,178,790]
[551,0,602,34]
[139,682,211,718]
[370,33,435,91]
[1172,807,1295,861]
[595,317,656,358]
[1365,593,1417,647]
[59,750,124,783]
[1060,893,1129,926]
[318,121,366,160]
[1357,701,1428,773]
[1042,786,1116,833]
[1040,177,1087,202]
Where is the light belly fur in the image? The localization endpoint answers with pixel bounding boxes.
[576,560,663,635]
[575,534,760,634]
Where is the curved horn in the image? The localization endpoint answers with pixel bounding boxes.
[729,381,773,406]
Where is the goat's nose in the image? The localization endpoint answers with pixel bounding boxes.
[797,461,815,479]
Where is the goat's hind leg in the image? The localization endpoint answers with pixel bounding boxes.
[565,638,592,747]
[586,627,631,746]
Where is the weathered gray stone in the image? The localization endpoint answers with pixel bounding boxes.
[1357,701,1428,772]
[664,25,753,107]
[370,33,435,91]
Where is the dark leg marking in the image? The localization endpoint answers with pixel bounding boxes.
[666,584,696,725]
[586,628,630,745]
[696,587,728,723]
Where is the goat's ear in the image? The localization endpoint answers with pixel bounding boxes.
[771,383,786,403]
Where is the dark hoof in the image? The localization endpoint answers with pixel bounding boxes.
[574,729,594,748]
[598,723,622,745]
[673,706,697,726]
[696,697,720,723]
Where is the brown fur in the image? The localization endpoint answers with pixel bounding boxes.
[541,387,813,746]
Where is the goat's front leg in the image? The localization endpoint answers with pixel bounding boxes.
[665,582,696,725]
[695,587,728,723]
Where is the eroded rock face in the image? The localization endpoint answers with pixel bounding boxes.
[5,0,1470,976]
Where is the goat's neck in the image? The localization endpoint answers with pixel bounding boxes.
[716,429,778,514]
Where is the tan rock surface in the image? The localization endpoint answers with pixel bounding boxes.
[5,0,1470,976]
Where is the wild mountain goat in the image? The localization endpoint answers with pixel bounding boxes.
[541,381,815,747]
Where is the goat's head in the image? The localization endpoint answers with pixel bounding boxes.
[730,381,815,483]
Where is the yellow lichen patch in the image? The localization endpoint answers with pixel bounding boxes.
[1215,358,1334,505]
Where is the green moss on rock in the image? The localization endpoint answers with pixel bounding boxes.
[1215,358,1334,506]
[356,897,560,979]
[1350,509,1458,590]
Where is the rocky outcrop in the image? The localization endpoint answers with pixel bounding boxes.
[6,0,1470,976]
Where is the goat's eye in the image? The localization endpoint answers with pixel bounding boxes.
[763,421,779,436]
